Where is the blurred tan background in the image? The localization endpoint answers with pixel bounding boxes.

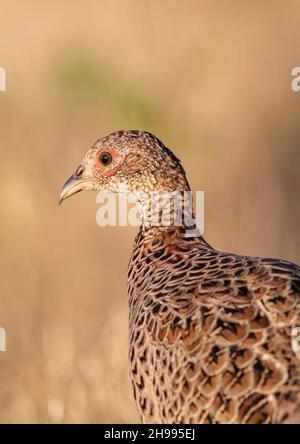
[0,0,299,423]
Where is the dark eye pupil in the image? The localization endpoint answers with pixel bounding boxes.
[99,152,112,166]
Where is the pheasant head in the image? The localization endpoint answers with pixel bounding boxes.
[59,130,190,205]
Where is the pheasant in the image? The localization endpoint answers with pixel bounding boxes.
[59,130,300,424]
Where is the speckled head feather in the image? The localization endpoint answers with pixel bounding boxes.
[60,130,190,205]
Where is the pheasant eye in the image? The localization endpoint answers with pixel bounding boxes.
[99,151,113,166]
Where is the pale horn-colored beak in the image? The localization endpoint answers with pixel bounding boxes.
[59,165,88,204]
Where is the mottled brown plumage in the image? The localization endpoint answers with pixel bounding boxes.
[60,130,300,423]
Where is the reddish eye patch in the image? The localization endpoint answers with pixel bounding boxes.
[95,147,125,176]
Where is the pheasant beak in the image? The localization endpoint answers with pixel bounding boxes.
[59,165,88,204]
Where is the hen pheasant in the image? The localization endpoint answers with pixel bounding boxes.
[60,130,300,424]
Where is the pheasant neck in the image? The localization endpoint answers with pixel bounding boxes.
[135,190,203,243]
